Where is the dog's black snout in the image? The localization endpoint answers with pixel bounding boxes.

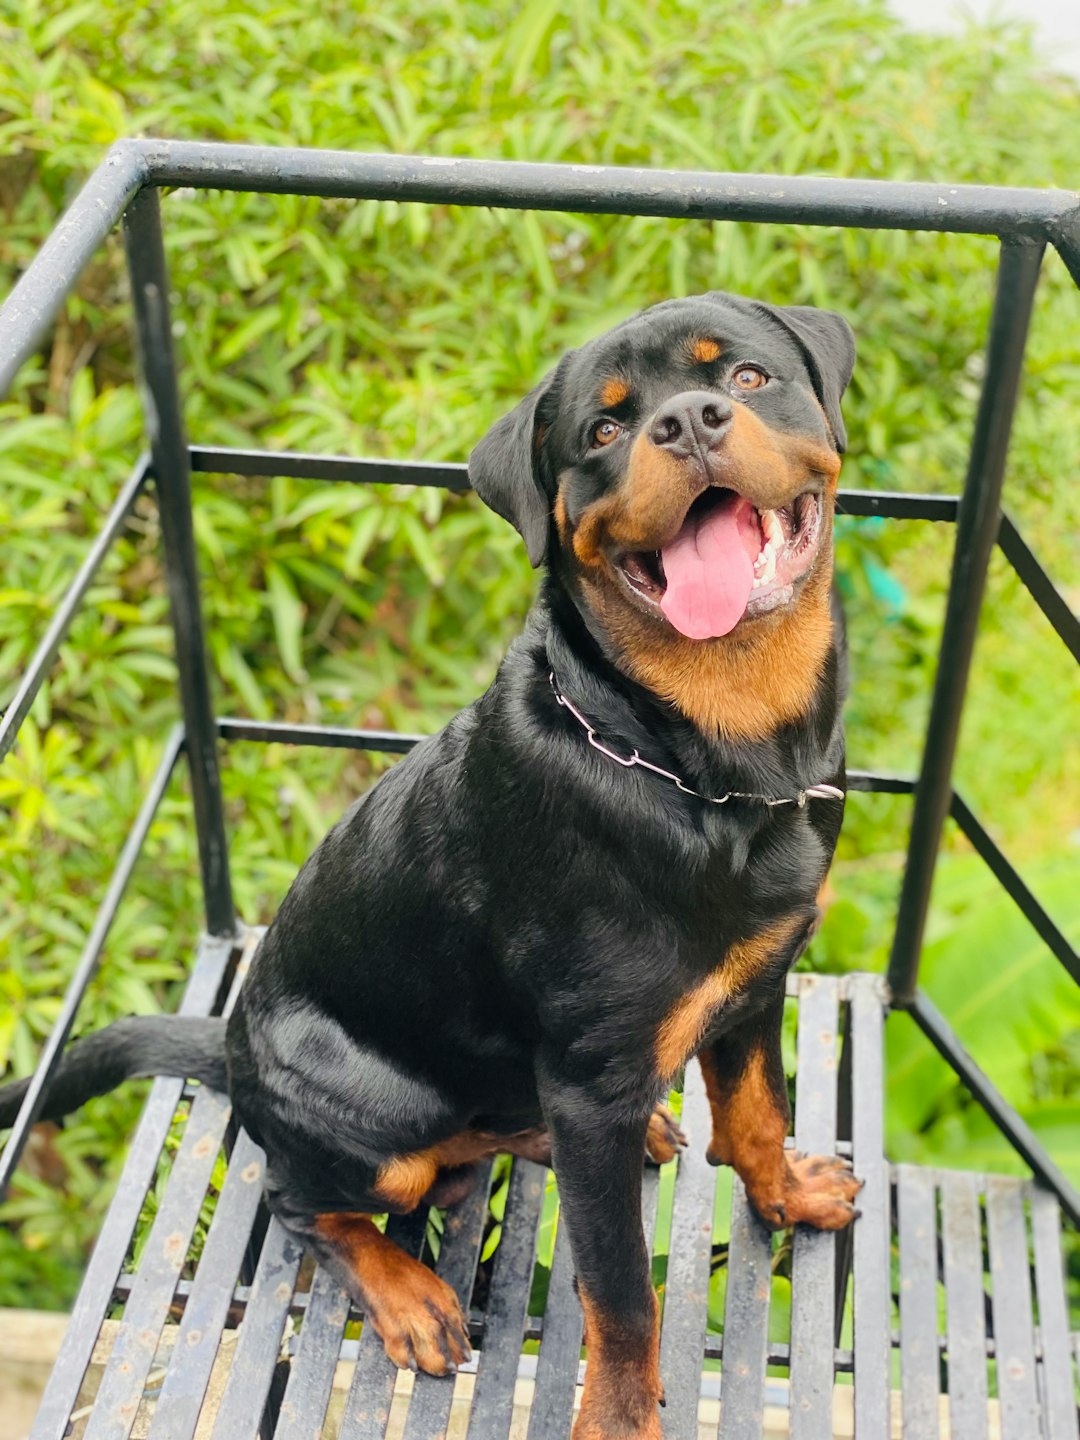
[649,390,733,457]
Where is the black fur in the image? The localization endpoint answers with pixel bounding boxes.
[0,1017,226,1128]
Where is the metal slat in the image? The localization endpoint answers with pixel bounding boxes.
[401,1160,494,1440]
[940,1171,989,1440]
[642,1157,662,1252]
[147,1127,267,1440]
[274,1263,351,1440]
[527,1200,582,1440]
[718,1177,772,1438]
[466,1160,545,1439]
[1029,1186,1080,1440]
[83,1087,235,1440]
[897,1166,940,1440]
[658,1068,715,1440]
[28,933,236,1440]
[337,1210,429,1440]
[850,973,891,1438]
[789,974,840,1440]
[985,1176,1040,1440]
[210,1217,305,1440]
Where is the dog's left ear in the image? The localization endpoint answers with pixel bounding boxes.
[469,369,562,568]
[757,304,856,453]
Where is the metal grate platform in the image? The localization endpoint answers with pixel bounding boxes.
[25,931,1078,1440]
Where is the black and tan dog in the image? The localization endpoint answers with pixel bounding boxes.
[1,290,861,1440]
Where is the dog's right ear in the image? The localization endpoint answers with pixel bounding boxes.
[469,368,563,569]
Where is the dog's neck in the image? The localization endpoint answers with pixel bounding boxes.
[538,565,844,803]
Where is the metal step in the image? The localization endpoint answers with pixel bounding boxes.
[27,941,1079,1440]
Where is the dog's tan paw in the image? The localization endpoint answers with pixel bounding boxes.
[645,1103,688,1166]
[751,1152,863,1232]
[369,1262,472,1376]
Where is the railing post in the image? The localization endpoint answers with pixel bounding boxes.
[122,186,236,937]
[887,239,1043,1006]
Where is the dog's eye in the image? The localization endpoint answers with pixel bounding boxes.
[591,420,622,447]
[732,366,768,390]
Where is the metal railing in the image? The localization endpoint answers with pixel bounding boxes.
[0,141,1077,1221]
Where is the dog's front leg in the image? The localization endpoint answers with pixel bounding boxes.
[697,989,861,1230]
[540,1074,662,1440]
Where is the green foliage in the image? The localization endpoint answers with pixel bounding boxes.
[0,0,1078,1310]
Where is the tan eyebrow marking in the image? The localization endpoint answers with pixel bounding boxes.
[599,377,631,408]
[689,337,722,364]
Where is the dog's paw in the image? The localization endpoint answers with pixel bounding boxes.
[368,1262,472,1376]
[752,1152,863,1231]
[645,1103,687,1166]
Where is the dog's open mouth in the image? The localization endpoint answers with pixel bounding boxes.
[617,487,824,640]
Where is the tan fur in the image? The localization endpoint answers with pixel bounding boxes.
[553,489,569,542]
[698,1045,787,1175]
[576,1287,663,1440]
[374,1128,549,1210]
[599,376,631,408]
[655,915,805,1079]
[689,337,722,363]
[597,562,835,741]
[698,1046,862,1231]
[314,1213,471,1374]
[572,430,688,568]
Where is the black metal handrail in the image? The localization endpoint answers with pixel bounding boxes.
[0,142,1077,1222]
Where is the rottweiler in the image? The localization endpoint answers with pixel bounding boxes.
[1,289,860,1440]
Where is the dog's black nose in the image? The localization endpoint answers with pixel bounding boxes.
[648,390,733,457]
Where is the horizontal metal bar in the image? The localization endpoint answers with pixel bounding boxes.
[190,450,967,525]
[129,139,1080,242]
[218,724,921,785]
[108,1269,862,1373]
[836,491,958,522]
[996,513,1080,663]
[0,725,185,1196]
[950,793,1079,985]
[906,990,1080,1228]
[0,145,148,400]
[0,455,150,765]
[844,769,917,795]
[188,445,469,491]
[217,717,423,754]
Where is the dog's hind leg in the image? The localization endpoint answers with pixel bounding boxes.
[300,1211,472,1376]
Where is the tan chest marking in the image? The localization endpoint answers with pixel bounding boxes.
[654,914,805,1079]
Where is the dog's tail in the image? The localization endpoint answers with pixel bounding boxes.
[0,1016,228,1129]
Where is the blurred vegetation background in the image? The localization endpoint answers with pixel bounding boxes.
[0,0,1078,1313]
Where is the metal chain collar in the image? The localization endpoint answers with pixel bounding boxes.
[549,672,845,809]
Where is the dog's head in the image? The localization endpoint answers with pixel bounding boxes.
[470,292,854,731]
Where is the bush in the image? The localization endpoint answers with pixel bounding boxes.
[1,0,1077,1308]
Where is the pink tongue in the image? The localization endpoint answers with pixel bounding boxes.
[659,494,760,639]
